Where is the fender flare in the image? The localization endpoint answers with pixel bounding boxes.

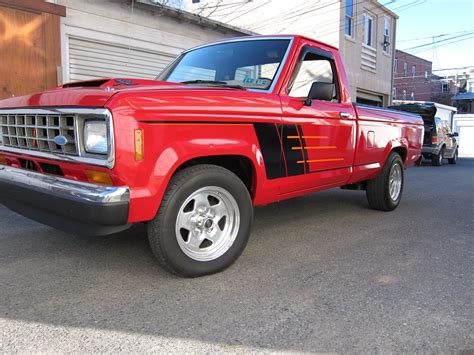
[142,141,267,220]
[382,138,408,165]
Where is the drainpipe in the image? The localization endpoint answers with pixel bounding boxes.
[389,18,397,106]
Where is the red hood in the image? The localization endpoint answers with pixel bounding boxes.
[0,78,187,109]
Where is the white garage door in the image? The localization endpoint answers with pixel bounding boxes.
[458,126,474,157]
[68,37,177,82]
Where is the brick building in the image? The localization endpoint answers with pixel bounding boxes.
[393,49,437,102]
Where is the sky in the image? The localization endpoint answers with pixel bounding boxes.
[384,0,474,72]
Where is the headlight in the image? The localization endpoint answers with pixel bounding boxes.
[84,120,108,154]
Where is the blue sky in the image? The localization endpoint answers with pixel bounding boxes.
[385,0,474,71]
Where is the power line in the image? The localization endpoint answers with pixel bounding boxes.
[432,66,474,72]
[304,0,426,42]
[408,35,474,55]
[396,30,474,43]
[401,31,474,52]
[222,0,272,23]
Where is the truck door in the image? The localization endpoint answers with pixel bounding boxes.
[279,46,356,192]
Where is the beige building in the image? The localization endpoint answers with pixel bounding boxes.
[187,0,398,106]
[43,0,248,84]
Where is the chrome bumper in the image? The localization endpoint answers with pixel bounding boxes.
[0,165,131,236]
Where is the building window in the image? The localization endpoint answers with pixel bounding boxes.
[442,82,448,93]
[345,0,354,37]
[394,59,398,73]
[393,87,396,99]
[362,13,375,48]
[412,65,416,78]
[410,92,415,100]
[404,63,408,77]
[403,90,407,100]
[425,70,428,79]
[383,16,390,53]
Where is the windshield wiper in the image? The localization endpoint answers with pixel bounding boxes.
[180,80,246,90]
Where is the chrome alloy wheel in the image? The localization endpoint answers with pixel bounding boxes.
[388,163,402,201]
[175,186,240,262]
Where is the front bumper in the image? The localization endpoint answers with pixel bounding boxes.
[0,165,131,236]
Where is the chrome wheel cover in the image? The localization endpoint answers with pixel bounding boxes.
[175,186,240,262]
[389,163,402,201]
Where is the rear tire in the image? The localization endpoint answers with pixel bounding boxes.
[366,152,404,211]
[432,147,444,166]
[148,164,253,277]
[448,149,458,164]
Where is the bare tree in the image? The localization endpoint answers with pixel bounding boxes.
[150,0,184,9]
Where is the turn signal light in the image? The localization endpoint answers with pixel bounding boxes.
[134,129,144,161]
[85,170,113,186]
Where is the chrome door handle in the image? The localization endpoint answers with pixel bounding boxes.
[340,112,351,118]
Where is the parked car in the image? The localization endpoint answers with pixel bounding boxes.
[389,103,459,166]
[0,35,423,277]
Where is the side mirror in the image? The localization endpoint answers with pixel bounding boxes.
[303,82,335,106]
[451,132,459,137]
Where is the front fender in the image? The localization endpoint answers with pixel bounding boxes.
[128,123,268,222]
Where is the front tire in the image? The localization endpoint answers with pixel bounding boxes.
[366,152,404,211]
[148,164,253,277]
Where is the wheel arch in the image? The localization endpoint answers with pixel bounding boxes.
[174,154,257,197]
[391,146,407,163]
[383,139,408,165]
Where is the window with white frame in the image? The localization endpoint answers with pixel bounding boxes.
[394,58,398,73]
[362,12,375,48]
[403,90,407,100]
[412,65,416,78]
[404,63,408,77]
[410,92,415,100]
[442,82,448,93]
[345,0,354,37]
[383,16,391,53]
[393,87,396,99]
[425,70,428,79]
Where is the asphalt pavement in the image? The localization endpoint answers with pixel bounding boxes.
[1,159,473,353]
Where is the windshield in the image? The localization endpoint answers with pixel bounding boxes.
[157,39,291,90]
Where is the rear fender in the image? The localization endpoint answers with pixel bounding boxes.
[383,138,408,166]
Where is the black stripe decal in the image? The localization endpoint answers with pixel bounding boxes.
[279,124,305,176]
[253,123,286,179]
[139,120,311,179]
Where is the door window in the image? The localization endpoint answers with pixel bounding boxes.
[288,51,339,101]
[435,118,445,135]
[443,121,452,135]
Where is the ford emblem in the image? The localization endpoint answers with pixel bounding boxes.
[54,135,69,146]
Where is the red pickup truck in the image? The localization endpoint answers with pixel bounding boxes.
[0,35,423,276]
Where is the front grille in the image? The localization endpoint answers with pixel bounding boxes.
[0,113,78,155]
[0,108,114,168]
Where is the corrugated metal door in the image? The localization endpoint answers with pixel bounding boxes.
[68,37,176,82]
[458,126,474,157]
